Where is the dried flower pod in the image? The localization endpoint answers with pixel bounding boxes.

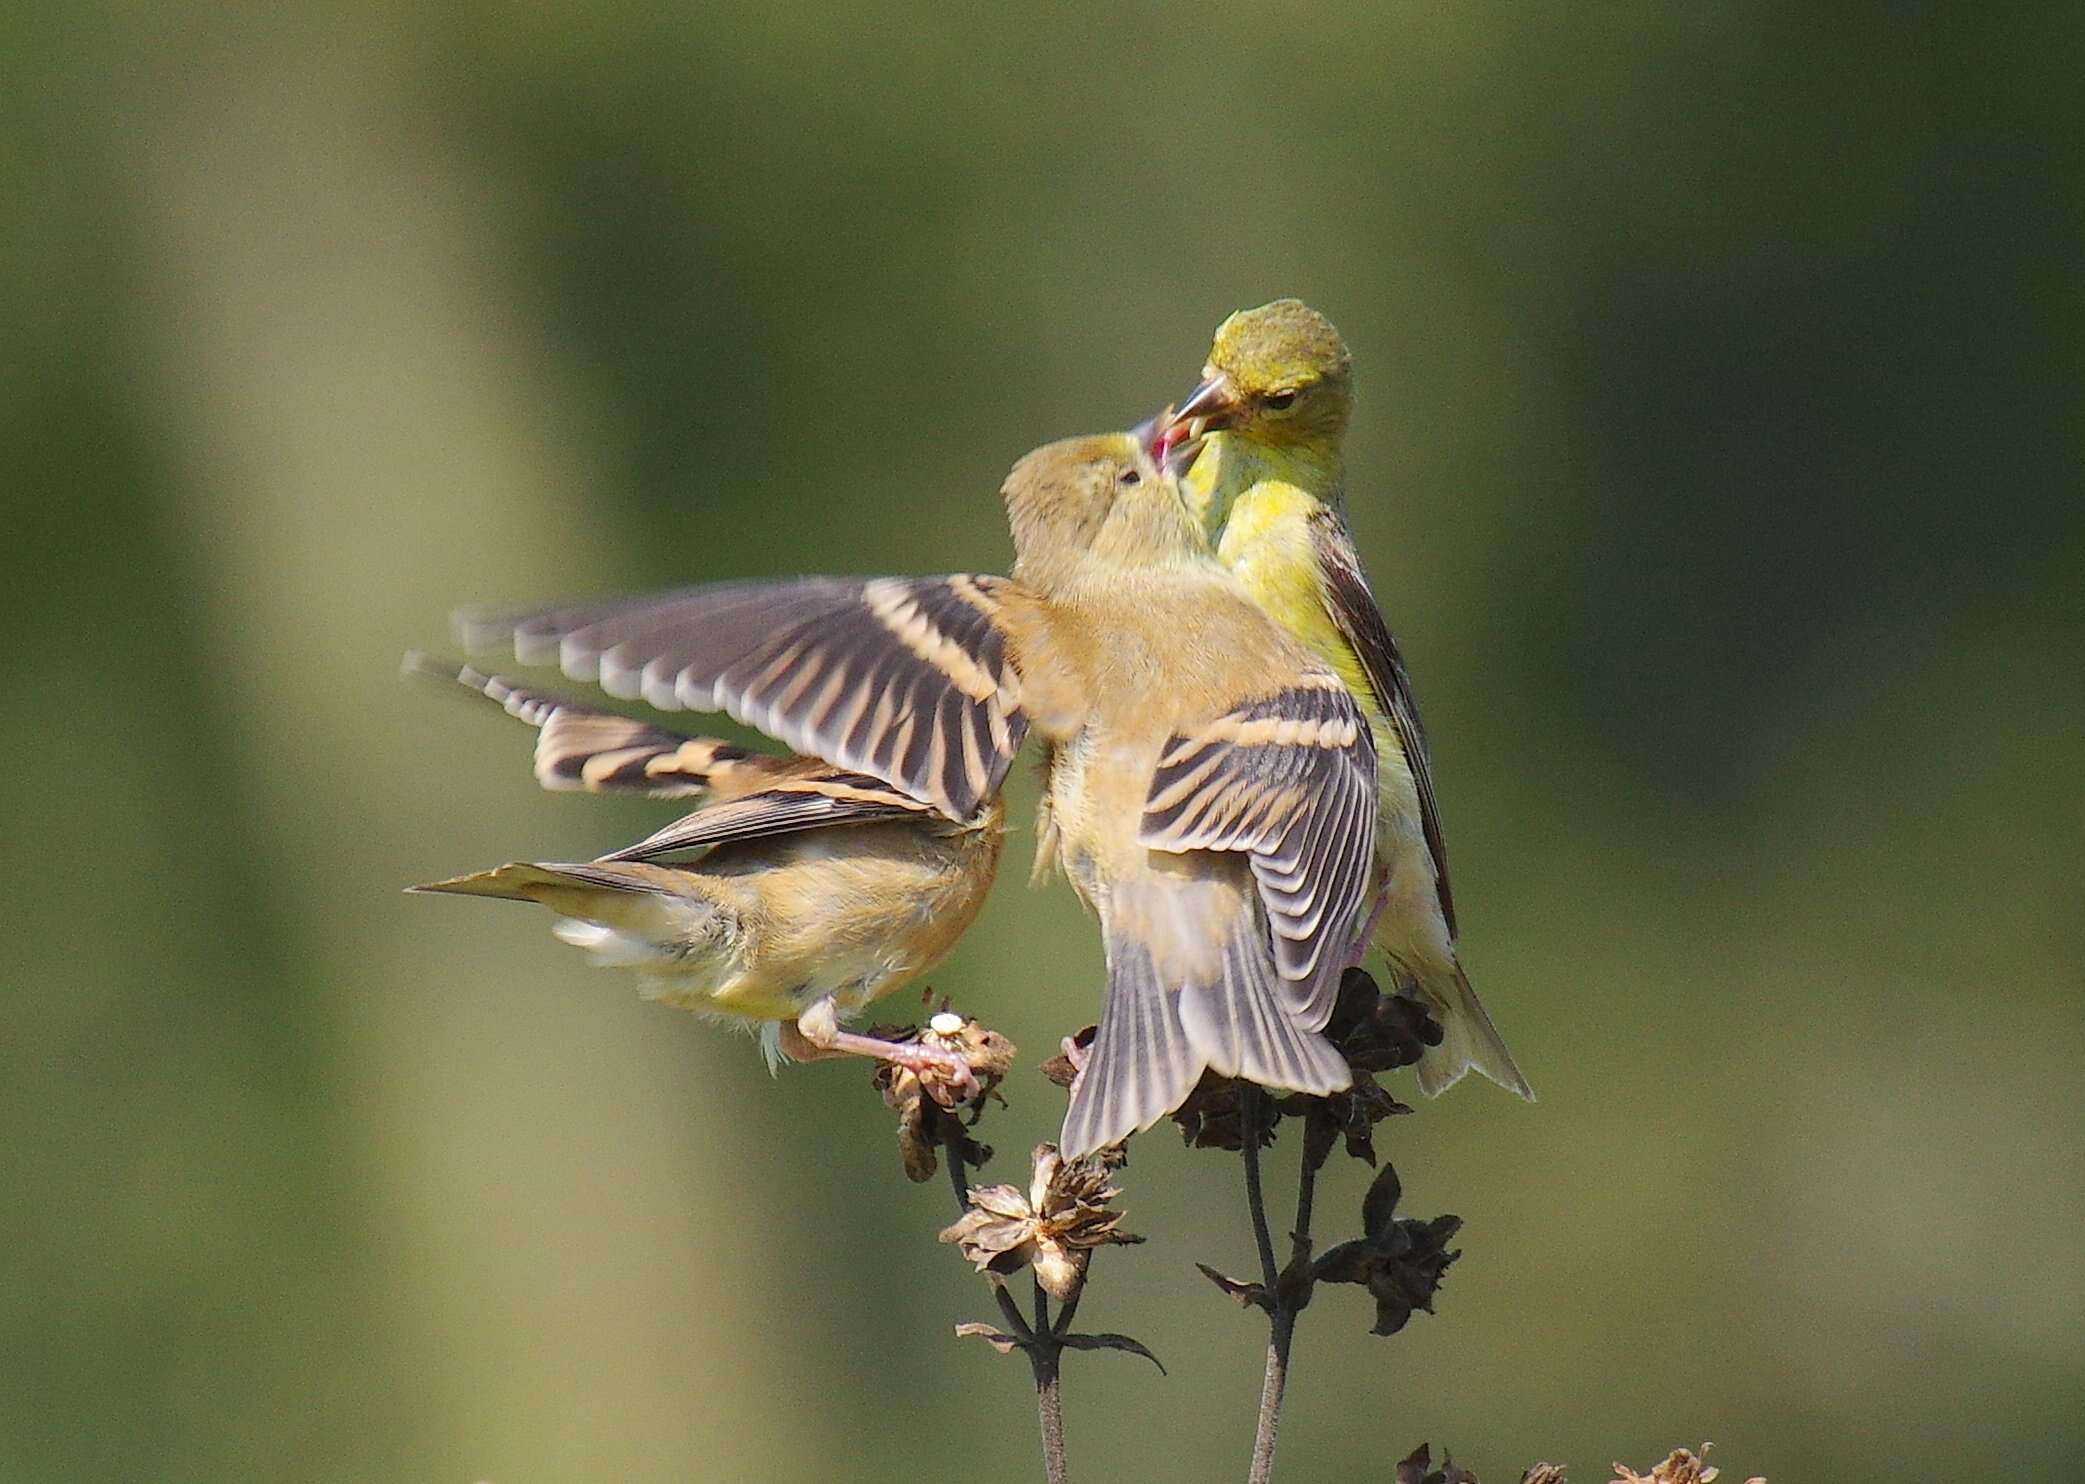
[1313,1162,1462,1336]
[1398,1444,1482,1484]
[1040,1025,1098,1089]
[941,1143,1142,1299]
[1171,1071,1280,1151]
[1611,1447,1762,1484]
[1323,967,1442,1073]
[871,1012,1013,1182]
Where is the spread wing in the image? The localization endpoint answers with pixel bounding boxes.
[404,652,779,798]
[598,770,941,862]
[1309,509,1457,938]
[1139,673,1378,1028]
[455,575,1028,822]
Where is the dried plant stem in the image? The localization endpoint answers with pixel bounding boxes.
[943,1122,1072,1484]
[1239,1087,1317,1484]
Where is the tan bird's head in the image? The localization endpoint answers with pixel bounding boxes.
[1003,432,1198,591]
[1157,299,1354,466]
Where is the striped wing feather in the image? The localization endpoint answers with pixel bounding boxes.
[1140,675,1377,1028]
[457,576,1027,821]
[599,771,937,862]
[1309,511,1456,935]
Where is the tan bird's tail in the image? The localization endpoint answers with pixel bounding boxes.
[1411,961,1533,1100]
[1062,908,1351,1158]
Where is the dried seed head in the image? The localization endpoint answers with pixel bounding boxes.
[940,1142,1143,1299]
[1313,1162,1462,1336]
[870,1011,1012,1181]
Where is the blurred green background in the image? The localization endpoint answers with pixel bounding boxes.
[5,3,2080,1480]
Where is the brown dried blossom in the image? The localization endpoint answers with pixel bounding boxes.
[1173,970,1435,1160]
[872,1011,1017,1182]
[941,1143,1142,1299]
[1398,1443,1482,1484]
[1611,1448,1762,1484]
[1040,1024,1097,1090]
[1312,1161,1461,1336]
[1170,1069,1273,1152]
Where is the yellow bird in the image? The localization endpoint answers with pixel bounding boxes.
[406,655,1005,1082]
[1157,300,1532,1101]
[457,433,1379,1155]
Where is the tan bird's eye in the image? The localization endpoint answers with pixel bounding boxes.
[1264,389,1299,411]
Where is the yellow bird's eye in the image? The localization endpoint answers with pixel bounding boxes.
[1264,389,1299,411]
[1118,466,1142,486]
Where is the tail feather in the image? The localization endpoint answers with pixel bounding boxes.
[1178,921,1349,1095]
[1061,912,1351,1158]
[1412,962,1534,1100]
[1061,933,1202,1159]
[407,859,682,902]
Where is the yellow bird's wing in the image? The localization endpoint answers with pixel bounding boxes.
[1139,671,1378,1027]
[1307,510,1457,938]
[457,575,1029,822]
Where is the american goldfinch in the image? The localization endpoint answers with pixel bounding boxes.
[404,654,1005,1082]
[457,433,1378,1155]
[1157,299,1532,1101]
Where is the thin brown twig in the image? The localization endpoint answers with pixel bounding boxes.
[1239,1086,1316,1484]
[942,1119,1069,1484]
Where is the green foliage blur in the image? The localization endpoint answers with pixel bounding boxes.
[5,3,2079,1480]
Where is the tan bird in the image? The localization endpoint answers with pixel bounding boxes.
[456,432,1379,1155]
[406,655,1004,1081]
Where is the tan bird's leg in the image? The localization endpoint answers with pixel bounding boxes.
[788,997,980,1102]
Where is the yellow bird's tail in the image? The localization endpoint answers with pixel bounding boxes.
[1411,962,1534,1100]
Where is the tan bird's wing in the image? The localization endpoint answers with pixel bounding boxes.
[406,653,796,798]
[599,770,942,862]
[457,576,1029,822]
[1140,672,1377,1027]
[1308,510,1456,938]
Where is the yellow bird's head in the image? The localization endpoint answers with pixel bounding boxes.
[1176,299,1353,452]
[1148,300,1355,531]
[1003,432,1199,591]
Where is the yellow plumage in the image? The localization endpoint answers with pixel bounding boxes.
[1162,299,1533,1100]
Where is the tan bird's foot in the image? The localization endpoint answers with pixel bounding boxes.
[789,1001,982,1104]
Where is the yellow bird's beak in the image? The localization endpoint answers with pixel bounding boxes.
[1154,370,1241,475]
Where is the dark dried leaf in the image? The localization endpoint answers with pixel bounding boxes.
[1397,1442,1482,1484]
[953,1322,1024,1356]
[1289,1071,1413,1170]
[1397,1443,1433,1484]
[1058,1331,1166,1373]
[1195,1262,1269,1311]
[1172,1071,1279,1151]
